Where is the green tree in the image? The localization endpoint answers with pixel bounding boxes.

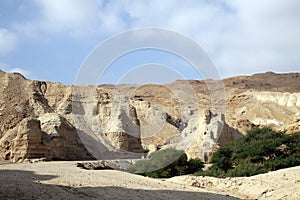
[127,148,204,178]
[198,128,300,177]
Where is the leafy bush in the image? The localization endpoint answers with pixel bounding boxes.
[198,127,300,177]
[126,148,204,178]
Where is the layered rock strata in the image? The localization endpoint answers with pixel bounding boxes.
[0,70,299,162]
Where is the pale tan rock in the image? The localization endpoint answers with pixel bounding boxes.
[0,118,47,162]
[168,166,300,200]
[0,115,94,162]
[171,110,241,161]
[0,70,299,162]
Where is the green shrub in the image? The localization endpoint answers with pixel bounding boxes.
[197,128,300,177]
[126,148,204,178]
[210,145,234,172]
[195,166,227,178]
[226,159,267,177]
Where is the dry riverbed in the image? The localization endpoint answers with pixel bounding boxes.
[0,161,299,199]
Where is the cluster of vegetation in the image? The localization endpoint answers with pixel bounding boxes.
[126,148,204,178]
[196,127,300,177]
[126,128,299,178]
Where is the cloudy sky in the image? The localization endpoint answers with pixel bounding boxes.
[0,0,299,84]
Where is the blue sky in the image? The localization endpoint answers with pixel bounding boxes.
[0,0,299,85]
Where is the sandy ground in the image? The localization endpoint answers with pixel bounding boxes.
[0,161,299,200]
[0,161,237,200]
[168,166,300,200]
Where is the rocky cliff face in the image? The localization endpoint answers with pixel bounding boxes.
[0,72,94,162]
[226,90,300,134]
[0,116,94,162]
[0,70,299,162]
[163,110,241,162]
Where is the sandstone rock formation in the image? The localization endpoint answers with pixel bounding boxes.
[0,70,299,162]
[226,90,300,133]
[164,110,241,161]
[0,115,94,162]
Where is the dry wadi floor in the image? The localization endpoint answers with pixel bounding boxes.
[0,161,299,200]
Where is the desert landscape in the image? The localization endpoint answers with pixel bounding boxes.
[1,1,300,199]
[0,70,299,199]
[0,70,299,162]
[0,161,299,199]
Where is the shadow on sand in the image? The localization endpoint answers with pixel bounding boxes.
[0,169,240,200]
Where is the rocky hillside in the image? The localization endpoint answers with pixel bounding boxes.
[0,70,299,162]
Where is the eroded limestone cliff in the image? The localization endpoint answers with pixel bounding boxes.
[0,70,299,162]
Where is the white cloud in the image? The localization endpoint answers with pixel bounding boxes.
[15,0,127,38]
[118,0,300,76]
[0,64,32,78]
[4,0,300,78]
[0,28,18,55]
[213,0,300,76]
[35,0,102,34]
[7,67,32,77]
